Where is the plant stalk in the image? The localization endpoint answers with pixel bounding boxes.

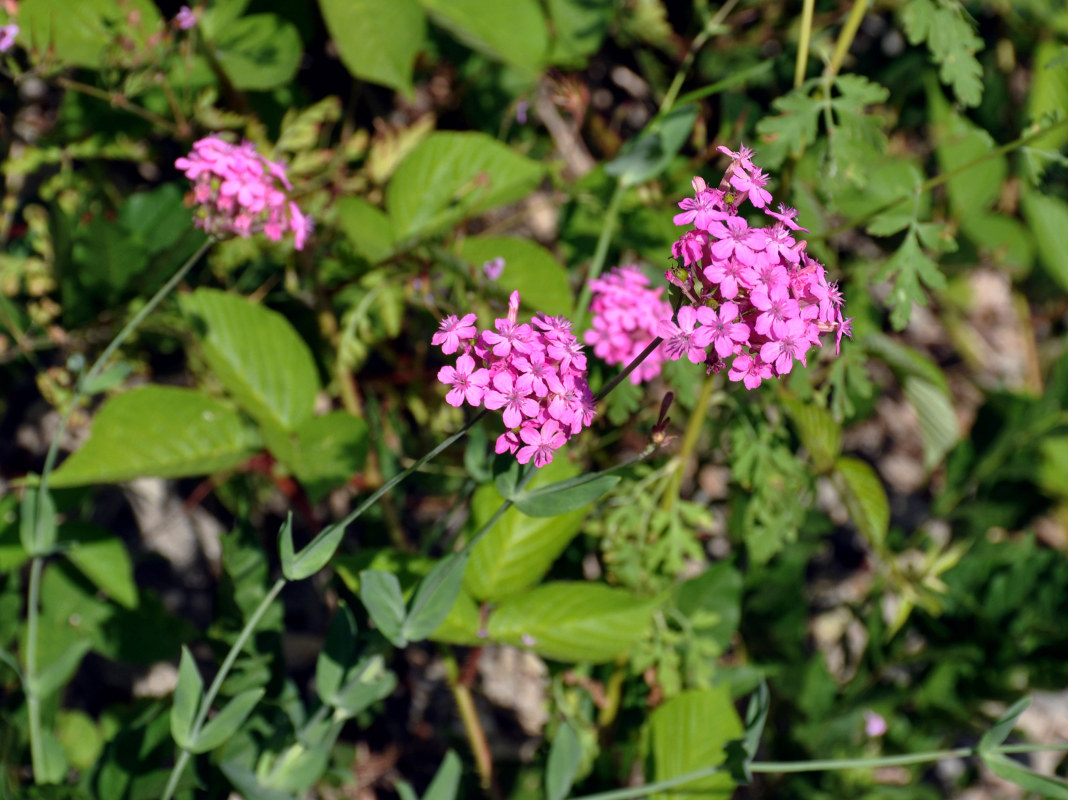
[794,0,816,87]
[660,372,717,511]
[826,0,869,80]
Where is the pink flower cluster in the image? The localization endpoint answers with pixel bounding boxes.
[664,144,851,389]
[585,266,672,384]
[175,136,311,250]
[433,291,596,468]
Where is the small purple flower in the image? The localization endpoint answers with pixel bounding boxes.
[516,100,530,125]
[432,313,478,354]
[175,6,197,29]
[0,24,18,53]
[863,710,887,738]
[483,257,505,281]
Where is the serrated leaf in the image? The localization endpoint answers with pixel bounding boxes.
[903,376,959,471]
[423,750,463,800]
[902,0,983,107]
[834,456,890,550]
[458,236,572,316]
[511,473,620,517]
[337,197,396,264]
[50,386,260,487]
[782,395,842,474]
[466,459,589,602]
[755,84,822,167]
[546,723,582,800]
[649,686,742,800]
[387,132,545,241]
[170,646,203,751]
[359,571,407,647]
[402,553,469,642]
[875,230,947,330]
[982,752,1068,799]
[487,582,657,663]
[320,0,425,95]
[192,688,265,753]
[1025,42,1068,182]
[1021,188,1068,293]
[62,522,138,609]
[421,0,548,75]
[182,289,319,432]
[979,697,1031,752]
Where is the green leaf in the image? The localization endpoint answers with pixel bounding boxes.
[332,654,397,716]
[675,562,743,650]
[320,0,425,95]
[337,197,396,264]
[874,229,947,330]
[220,762,296,800]
[511,473,620,517]
[284,412,370,503]
[723,679,769,784]
[864,332,950,393]
[192,688,266,753]
[80,362,132,395]
[402,552,470,642]
[1021,188,1068,294]
[458,236,573,317]
[606,104,698,187]
[18,0,161,68]
[279,516,346,582]
[62,522,138,609]
[20,485,56,556]
[546,0,611,65]
[834,456,890,550]
[546,722,582,800]
[982,752,1068,799]
[387,132,545,242]
[959,212,1034,274]
[420,0,547,75]
[466,459,589,601]
[182,288,320,432]
[423,750,463,800]
[979,696,1031,752]
[782,395,842,474]
[49,386,260,487]
[31,638,91,697]
[36,728,68,785]
[1024,41,1068,182]
[902,376,959,471]
[755,84,822,168]
[170,646,204,751]
[649,686,743,800]
[211,13,303,91]
[56,709,104,771]
[316,604,358,704]
[487,582,657,663]
[901,0,983,107]
[359,571,408,647]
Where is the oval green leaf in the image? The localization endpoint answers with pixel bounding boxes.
[834,456,890,550]
[320,0,425,95]
[459,236,573,317]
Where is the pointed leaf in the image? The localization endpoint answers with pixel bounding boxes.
[423,750,463,800]
[402,553,469,642]
[1021,188,1068,294]
[220,762,296,800]
[979,696,1031,752]
[337,196,396,264]
[650,686,743,800]
[487,582,658,663]
[982,752,1068,799]
[333,654,397,716]
[320,0,425,95]
[316,604,358,705]
[31,639,91,697]
[20,485,56,556]
[62,522,138,609]
[182,289,319,432]
[421,0,547,75]
[170,646,204,751]
[546,722,582,800]
[49,386,260,487]
[902,377,959,471]
[360,571,407,647]
[280,517,345,582]
[606,104,698,187]
[192,688,266,753]
[511,473,620,518]
[834,456,890,550]
[285,412,370,503]
[79,362,132,395]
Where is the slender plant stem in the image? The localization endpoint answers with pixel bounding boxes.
[161,577,287,800]
[827,0,869,80]
[659,372,716,512]
[816,116,1068,241]
[567,743,1068,800]
[794,0,816,87]
[659,0,740,114]
[54,76,178,133]
[573,182,626,327]
[25,236,212,784]
[594,337,664,404]
[442,648,494,790]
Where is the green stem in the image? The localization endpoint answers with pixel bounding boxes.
[594,337,664,405]
[659,0,740,114]
[817,116,1068,241]
[442,648,494,790]
[660,372,717,512]
[568,743,1068,800]
[25,236,212,784]
[794,0,816,87]
[573,182,626,328]
[161,577,286,800]
[826,0,869,80]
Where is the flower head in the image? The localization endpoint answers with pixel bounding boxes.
[584,266,672,385]
[175,6,197,29]
[0,23,17,53]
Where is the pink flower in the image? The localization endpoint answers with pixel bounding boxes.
[585,266,671,384]
[437,354,489,407]
[483,371,539,428]
[482,319,534,358]
[751,283,800,339]
[658,306,710,364]
[759,318,813,375]
[483,257,505,281]
[728,353,772,390]
[0,23,18,52]
[864,710,887,738]
[517,420,567,467]
[432,313,478,354]
[707,216,764,266]
[175,6,197,29]
[730,166,773,208]
[696,302,749,358]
